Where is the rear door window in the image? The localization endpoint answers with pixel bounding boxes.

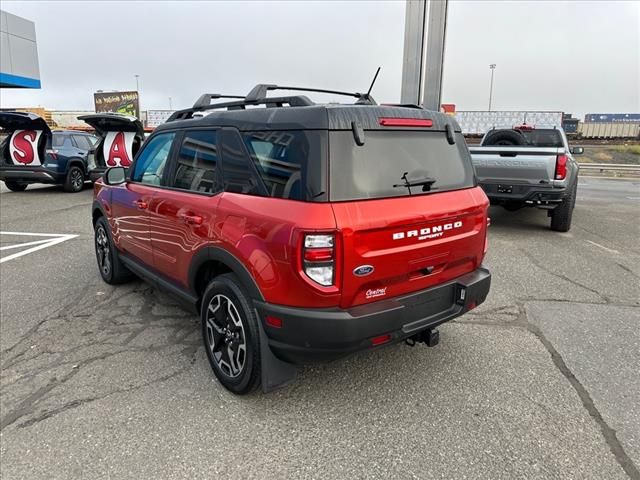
[329,130,475,201]
[52,134,72,148]
[170,130,220,194]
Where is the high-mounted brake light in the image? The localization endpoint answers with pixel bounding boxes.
[379,118,433,127]
[555,154,568,180]
[302,234,335,287]
[515,123,535,130]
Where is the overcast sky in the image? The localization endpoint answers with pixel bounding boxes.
[0,0,638,118]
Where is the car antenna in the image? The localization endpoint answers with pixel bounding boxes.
[362,67,381,102]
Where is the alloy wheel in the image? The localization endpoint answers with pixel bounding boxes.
[205,294,247,378]
[95,225,111,276]
[71,169,83,191]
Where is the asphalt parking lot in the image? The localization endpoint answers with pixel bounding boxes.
[1,178,639,479]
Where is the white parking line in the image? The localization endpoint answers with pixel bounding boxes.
[585,240,620,255]
[0,231,78,264]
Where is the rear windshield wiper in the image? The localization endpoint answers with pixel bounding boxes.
[393,172,437,194]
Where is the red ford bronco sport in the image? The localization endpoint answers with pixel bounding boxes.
[92,84,491,394]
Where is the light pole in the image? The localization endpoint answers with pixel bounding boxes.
[488,64,496,111]
[134,74,140,92]
[169,97,173,110]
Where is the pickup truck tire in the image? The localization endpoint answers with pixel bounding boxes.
[550,181,577,232]
[94,217,132,284]
[483,129,526,146]
[201,273,261,395]
[4,181,28,192]
[64,165,85,193]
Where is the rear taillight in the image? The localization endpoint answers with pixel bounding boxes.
[555,154,568,180]
[46,149,58,161]
[303,234,335,286]
[379,118,433,127]
[483,217,490,257]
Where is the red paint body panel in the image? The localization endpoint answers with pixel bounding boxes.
[331,186,489,308]
[215,193,340,308]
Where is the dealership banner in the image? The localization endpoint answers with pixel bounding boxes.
[94,91,140,118]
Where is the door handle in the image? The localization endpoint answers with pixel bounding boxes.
[181,214,203,225]
[135,200,148,210]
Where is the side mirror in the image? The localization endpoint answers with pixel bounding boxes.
[104,166,126,185]
[570,146,584,155]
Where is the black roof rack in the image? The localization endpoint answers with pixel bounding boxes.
[166,83,377,123]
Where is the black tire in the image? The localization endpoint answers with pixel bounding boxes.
[64,165,85,193]
[4,181,27,192]
[94,217,132,284]
[550,181,577,232]
[201,273,261,395]
[483,129,526,146]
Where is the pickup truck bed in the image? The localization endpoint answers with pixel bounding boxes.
[469,126,581,232]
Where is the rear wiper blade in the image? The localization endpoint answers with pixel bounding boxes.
[393,172,437,194]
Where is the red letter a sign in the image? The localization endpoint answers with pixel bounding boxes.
[104,131,135,167]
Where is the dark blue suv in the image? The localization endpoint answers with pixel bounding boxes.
[0,112,97,192]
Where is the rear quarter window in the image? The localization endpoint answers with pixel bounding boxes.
[329,130,475,201]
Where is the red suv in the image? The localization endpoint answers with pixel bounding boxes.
[92,85,491,394]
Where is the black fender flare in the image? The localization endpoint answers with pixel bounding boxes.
[188,246,265,302]
[66,157,87,174]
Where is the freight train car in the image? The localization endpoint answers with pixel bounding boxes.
[585,113,640,123]
[578,122,640,138]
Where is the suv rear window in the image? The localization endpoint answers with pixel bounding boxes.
[329,131,475,201]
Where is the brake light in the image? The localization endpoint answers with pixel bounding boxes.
[515,123,535,130]
[46,149,58,160]
[555,154,568,180]
[379,118,433,127]
[303,234,335,286]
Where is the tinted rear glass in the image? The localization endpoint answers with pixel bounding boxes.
[242,131,328,201]
[329,131,475,201]
[519,129,563,148]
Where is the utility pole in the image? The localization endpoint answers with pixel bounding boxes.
[488,64,496,111]
[400,0,449,110]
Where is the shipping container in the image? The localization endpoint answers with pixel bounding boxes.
[577,122,640,138]
[562,118,580,134]
[584,113,640,123]
[455,111,563,135]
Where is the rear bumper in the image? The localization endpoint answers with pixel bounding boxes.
[0,166,63,184]
[255,267,491,363]
[479,182,567,205]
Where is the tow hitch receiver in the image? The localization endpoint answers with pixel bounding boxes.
[405,328,440,348]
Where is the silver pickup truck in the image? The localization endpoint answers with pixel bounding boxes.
[469,125,583,232]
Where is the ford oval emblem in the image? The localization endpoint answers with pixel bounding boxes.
[353,265,374,277]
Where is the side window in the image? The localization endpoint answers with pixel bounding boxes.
[242,131,321,200]
[171,130,219,193]
[52,134,72,148]
[130,132,176,185]
[219,129,263,196]
[72,135,91,150]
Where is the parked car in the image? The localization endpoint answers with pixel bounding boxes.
[469,125,582,232]
[91,84,492,394]
[77,113,145,183]
[0,112,98,192]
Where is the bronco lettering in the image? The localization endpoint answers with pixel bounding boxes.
[392,221,463,241]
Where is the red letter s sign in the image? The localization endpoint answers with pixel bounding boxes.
[9,130,43,165]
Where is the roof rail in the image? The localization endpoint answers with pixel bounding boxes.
[166,82,376,123]
[192,93,245,109]
[245,84,376,105]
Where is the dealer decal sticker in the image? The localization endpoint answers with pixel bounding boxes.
[10,130,43,166]
[103,131,135,167]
